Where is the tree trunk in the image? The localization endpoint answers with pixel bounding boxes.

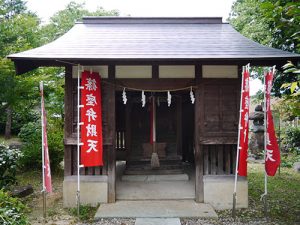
[5,106,12,139]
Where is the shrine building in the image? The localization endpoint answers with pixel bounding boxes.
[8,17,300,209]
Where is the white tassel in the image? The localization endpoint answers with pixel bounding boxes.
[190,87,195,104]
[141,90,146,107]
[167,91,172,107]
[122,88,127,105]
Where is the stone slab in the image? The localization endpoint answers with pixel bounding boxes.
[95,200,218,219]
[204,175,248,210]
[121,174,189,182]
[135,218,181,225]
[63,176,108,207]
[117,180,195,200]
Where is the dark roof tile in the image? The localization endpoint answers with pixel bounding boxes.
[8,17,300,60]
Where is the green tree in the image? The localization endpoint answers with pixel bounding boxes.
[41,1,119,43]
[229,0,300,119]
[0,0,41,138]
[229,0,300,53]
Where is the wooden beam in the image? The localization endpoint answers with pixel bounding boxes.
[107,65,116,203]
[115,78,195,91]
[195,88,204,202]
[64,66,73,176]
[152,64,159,79]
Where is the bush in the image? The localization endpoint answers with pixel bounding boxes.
[283,126,300,154]
[18,121,63,171]
[280,126,300,168]
[0,143,22,189]
[0,189,29,225]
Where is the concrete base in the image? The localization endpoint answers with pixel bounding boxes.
[95,200,218,219]
[63,176,108,207]
[203,175,248,210]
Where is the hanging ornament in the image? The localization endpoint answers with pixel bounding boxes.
[122,88,127,105]
[167,91,172,107]
[141,90,146,107]
[190,87,195,104]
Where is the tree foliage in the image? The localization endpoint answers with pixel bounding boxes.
[41,2,119,43]
[229,0,300,53]
[0,0,119,169]
[0,1,119,137]
[229,0,300,119]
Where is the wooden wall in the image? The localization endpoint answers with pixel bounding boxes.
[63,64,241,204]
[64,66,116,179]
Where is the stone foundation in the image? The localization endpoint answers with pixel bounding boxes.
[63,175,108,207]
[203,175,248,210]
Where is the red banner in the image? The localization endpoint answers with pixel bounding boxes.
[265,70,280,176]
[40,83,52,193]
[237,67,250,176]
[150,98,154,145]
[80,71,103,167]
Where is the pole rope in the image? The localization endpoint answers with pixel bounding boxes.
[76,65,82,218]
[261,65,276,221]
[40,81,46,221]
[232,64,248,219]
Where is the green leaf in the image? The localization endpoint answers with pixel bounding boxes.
[281,83,291,89]
[290,82,298,93]
[292,69,300,74]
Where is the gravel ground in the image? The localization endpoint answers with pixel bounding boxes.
[79,218,135,225]
[76,217,278,225]
[181,218,278,225]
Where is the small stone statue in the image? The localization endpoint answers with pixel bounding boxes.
[249,104,264,159]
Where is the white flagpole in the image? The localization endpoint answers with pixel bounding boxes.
[232,65,245,219]
[77,65,81,217]
[40,81,46,220]
[262,68,269,221]
[261,66,276,221]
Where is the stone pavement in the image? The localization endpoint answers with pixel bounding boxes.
[135,218,181,225]
[95,200,218,219]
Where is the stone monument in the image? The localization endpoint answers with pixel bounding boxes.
[249,104,264,159]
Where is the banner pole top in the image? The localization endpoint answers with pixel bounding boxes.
[40,81,43,91]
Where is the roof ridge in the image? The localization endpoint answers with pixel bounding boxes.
[81,17,223,24]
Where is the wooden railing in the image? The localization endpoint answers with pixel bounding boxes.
[116,130,126,151]
[203,144,237,175]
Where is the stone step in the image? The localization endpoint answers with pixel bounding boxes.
[94,200,218,219]
[121,174,189,182]
[135,218,181,225]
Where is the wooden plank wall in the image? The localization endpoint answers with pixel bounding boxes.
[203,144,237,175]
[64,66,115,181]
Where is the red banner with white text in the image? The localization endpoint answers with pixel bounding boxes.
[265,70,280,176]
[40,83,52,193]
[80,71,103,167]
[237,67,250,176]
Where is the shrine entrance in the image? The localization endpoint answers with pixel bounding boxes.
[115,90,195,200]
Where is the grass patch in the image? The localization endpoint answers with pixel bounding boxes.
[230,163,300,224]
[69,204,98,222]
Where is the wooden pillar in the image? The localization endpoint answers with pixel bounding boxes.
[195,64,204,202]
[176,96,182,156]
[107,65,116,203]
[125,101,132,161]
[64,66,73,176]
